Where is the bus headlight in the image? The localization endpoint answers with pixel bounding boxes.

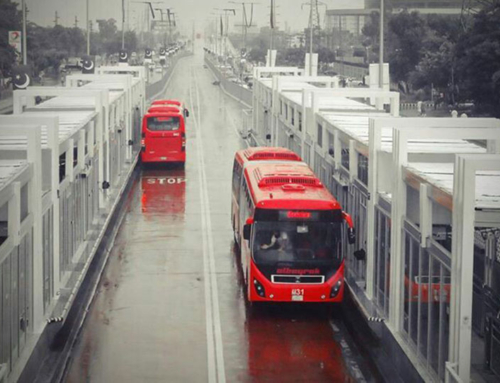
[253,278,266,297]
[330,280,342,298]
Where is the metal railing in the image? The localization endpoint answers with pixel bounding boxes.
[486,314,500,378]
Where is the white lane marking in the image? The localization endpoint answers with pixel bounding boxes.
[190,67,226,383]
[189,75,216,383]
[329,321,340,333]
[329,319,367,383]
[195,70,227,383]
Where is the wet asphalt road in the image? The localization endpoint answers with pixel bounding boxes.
[65,45,379,383]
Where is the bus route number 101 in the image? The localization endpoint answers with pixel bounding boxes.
[291,289,304,301]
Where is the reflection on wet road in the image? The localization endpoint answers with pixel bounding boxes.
[65,46,379,383]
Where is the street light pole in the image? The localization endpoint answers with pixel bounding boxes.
[309,0,313,75]
[122,0,126,49]
[270,0,274,54]
[229,2,259,55]
[214,8,235,58]
[22,0,27,64]
[379,0,384,89]
[86,0,90,55]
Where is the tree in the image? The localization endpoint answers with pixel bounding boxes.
[455,2,500,115]
[387,11,428,83]
[280,47,305,66]
[67,27,85,56]
[26,23,69,76]
[317,46,335,64]
[408,15,461,100]
[248,46,266,63]
[124,31,138,53]
[410,39,454,90]
[361,11,380,63]
[0,0,22,78]
[95,18,120,54]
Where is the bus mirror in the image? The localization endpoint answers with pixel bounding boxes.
[354,249,366,261]
[243,224,251,240]
[347,227,356,244]
[185,109,190,117]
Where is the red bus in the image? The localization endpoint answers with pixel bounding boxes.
[233,160,355,303]
[141,110,186,164]
[232,147,302,242]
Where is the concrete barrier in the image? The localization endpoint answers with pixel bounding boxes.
[146,51,192,100]
[204,54,252,108]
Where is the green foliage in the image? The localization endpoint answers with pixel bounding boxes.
[455,3,500,115]
[0,7,140,80]
[387,11,428,83]
[281,47,305,66]
[25,22,86,75]
[94,18,120,54]
[124,31,138,53]
[361,11,380,63]
[248,46,267,63]
[317,46,335,64]
[410,40,454,90]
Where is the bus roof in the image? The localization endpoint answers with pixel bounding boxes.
[236,147,302,163]
[148,106,181,113]
[152,99,182,106]
[244,162,340,210]
[144,111,183,119]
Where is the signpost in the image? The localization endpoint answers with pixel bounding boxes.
[152,20,170,31]
[9,31,22,57]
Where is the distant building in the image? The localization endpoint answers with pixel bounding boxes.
[324,0,463,39]
[368,0,464,14]
[323,0,464,78]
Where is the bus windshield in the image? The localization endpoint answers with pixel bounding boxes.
[147,116,180,131]
[252,220,342,267]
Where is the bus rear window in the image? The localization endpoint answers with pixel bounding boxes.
[147,116,180,131]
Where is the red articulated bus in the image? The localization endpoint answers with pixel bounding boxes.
[233,159,355,303]
[141,109,186,165]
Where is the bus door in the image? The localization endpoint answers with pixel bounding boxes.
[143,113,184,161]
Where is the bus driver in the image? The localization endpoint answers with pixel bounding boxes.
[260,231,289,251]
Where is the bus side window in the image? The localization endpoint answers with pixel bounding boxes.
[239,178,252,229]
[232,160,242,197]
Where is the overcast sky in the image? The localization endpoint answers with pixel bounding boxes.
[22,0,364,32]
[24,0,343,34]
